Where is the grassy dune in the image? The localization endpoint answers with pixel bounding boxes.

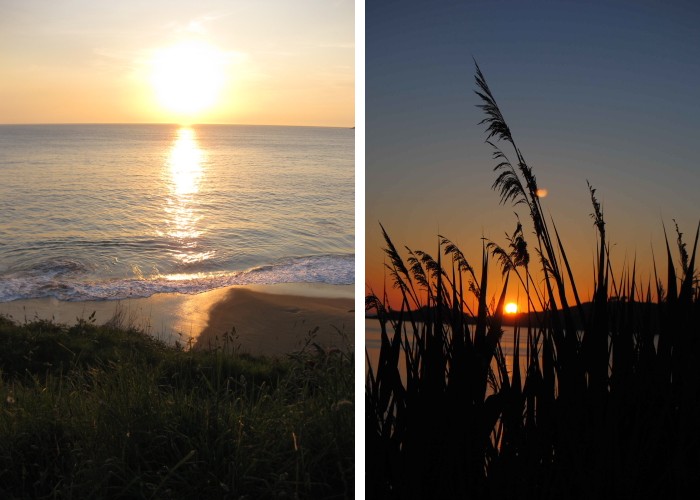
[0,314,354,499]
[366,63,700,499]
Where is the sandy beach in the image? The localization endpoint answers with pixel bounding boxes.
[0,283,354,356]
[198,285,354,354]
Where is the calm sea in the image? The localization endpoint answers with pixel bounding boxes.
[366,319,526,383]
[0,124,354,302]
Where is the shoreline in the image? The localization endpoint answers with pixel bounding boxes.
[0,283,354,356]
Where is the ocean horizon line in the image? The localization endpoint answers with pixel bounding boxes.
[0,122,355,129]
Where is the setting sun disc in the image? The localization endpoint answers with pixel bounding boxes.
[505,302,518,314]
[150,40,227,116]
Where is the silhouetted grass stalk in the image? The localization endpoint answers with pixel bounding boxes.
[366,62,700,499]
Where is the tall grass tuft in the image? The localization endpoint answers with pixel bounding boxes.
[0,315,354,499]
[366,62,700,499]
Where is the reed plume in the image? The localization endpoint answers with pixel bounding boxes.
[366,61,700,499]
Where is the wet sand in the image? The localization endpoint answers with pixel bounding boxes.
[198,286,354,355]
[0,283,354,356]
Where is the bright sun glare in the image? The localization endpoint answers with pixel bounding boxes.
[150,40,227,116]
[505,302,518,314]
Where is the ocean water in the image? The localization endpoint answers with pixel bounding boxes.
[0,124,354,302]
[365,319,526,382]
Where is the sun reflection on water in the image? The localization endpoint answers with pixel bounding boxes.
[162,127,213,266]
[169,128,203,196]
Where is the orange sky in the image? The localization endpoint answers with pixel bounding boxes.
[0,1,354,126]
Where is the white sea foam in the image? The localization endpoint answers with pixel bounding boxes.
[0,254,354,302]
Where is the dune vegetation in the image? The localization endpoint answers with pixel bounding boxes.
[366,63,700,499]
[0,313,354,499]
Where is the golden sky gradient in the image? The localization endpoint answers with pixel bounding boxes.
[0,0,354,126]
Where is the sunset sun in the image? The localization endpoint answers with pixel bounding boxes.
[150,40,228,116]
[505,302,518,314]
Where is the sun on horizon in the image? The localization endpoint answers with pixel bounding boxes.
[505,302,518,314]
[150,40,229,120]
